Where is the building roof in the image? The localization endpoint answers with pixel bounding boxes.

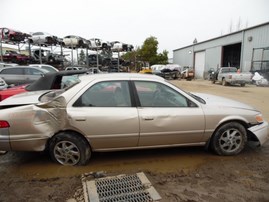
[173,21,269,52]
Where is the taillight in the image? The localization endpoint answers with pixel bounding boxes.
[0,121,10,128]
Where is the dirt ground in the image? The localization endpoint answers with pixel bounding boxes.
[0,79,269,202]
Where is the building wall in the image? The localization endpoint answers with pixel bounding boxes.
[173,22,269,78]
[241,24,269,71]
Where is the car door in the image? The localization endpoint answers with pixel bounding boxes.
[0,68,24,85]
[24,68,44,83]
[133,81,205,147]
[68,80,139,150]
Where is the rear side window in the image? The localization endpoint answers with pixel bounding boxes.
[73,81,131,107]
[0,68,23,74]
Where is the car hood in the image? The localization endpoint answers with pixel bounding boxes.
[0,90,50,106]
[192,93,256,111]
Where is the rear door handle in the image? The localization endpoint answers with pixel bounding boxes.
[143,117,154,121]
[75,117,86,121]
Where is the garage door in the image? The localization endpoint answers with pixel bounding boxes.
[194,51,205,79]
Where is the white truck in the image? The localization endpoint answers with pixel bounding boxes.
[212,67,252,87]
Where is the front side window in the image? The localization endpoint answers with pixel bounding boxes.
[74,81,131,107]
[134,81,189,107]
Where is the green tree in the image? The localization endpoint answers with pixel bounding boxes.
[155,50,169,64]
[138,36,158,66]
[138,36,168,66]
[122,36,169,71]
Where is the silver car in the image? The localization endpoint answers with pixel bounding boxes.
[0,66,49,85]
[0,74,268,165]
[0,77,8,90]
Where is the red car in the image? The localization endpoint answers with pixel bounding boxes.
[0,70,87,101]
[0,27,30,42]
[2,50,31,64]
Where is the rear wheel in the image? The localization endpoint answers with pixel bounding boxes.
[211,122,247,155]
[49,132,91,165]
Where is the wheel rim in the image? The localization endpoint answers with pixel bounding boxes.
[219,128,243,153]
[54,141,80,165]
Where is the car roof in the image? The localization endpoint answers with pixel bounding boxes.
[0,66,49,72]
[78,73,164,82]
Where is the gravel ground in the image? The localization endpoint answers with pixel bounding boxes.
[0,79,268,202]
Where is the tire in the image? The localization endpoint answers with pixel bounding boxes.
[78,40,83,47]
[49,132,91,165]
[222,78,227,86]
[48,56,55,63]
[47,37,53,44]
[11,57,17,63]
[211,122,247,156]
[240,83,246,87]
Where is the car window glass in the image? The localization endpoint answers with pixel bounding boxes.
[134,81,188,107]
[61,75,80,89]
[41,66,57,73]
[73,81,131,107]
[0,68,23,74]
[25,68,44,75]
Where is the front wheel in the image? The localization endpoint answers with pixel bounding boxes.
[211,122,247,155]
[222,78,227,86]
[49,132,91,165]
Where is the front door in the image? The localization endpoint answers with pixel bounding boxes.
[133,81,205,147]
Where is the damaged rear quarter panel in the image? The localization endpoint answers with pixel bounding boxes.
[5,96,68,151]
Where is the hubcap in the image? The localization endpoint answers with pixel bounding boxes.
[219,128,242,153]
[54,141,80,165]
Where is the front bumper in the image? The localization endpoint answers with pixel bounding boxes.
[248,121,269,146]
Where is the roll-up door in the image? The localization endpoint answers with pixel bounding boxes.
[194,51,205,79]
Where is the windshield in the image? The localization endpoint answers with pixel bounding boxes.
[221,67,237,73]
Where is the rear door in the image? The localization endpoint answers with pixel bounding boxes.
[68,80,139,150]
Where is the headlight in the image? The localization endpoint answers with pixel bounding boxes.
[255,114,264,123]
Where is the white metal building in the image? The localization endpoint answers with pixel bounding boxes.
[173,22,269,79]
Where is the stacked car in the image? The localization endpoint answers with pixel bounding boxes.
[1,27,134,68]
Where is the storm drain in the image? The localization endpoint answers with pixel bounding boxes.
[83,172,161,202]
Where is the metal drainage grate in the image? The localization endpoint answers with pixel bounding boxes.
[84,172,161,202]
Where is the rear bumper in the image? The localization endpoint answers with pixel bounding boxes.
[228,79,252,85]
[248,121,269,146]
[0,128,10,151]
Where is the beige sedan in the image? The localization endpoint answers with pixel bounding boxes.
[0,74,268,165]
